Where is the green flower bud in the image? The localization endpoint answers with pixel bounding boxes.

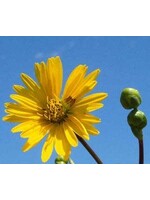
[127,109,147,130]
[55,156,68,164]
[120,88,142,109]
[127,109,147,140]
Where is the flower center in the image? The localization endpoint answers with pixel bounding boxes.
[42,98,66,123]
[37,96,76,123]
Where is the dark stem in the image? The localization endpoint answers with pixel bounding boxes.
[76,134,103,164]
[138,139,144,164]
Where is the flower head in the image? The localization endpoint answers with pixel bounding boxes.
[3,56,107,162]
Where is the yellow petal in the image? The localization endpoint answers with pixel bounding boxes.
[22,125,49,152]
[5,102,36,112]
[83,69,100,85]
[74,81,97,100]
[2,115,27,122]
[75,93,108,106]
[41,133,55,163]
[34,63,42,85]
[13,85,34,100]
[22,135,44,152]
[5,102,42,119]
[34,62,50,97]
[21,73,39,91]
[82,122,100,135]
[21,128,41,138]
[13,85,38,101]
[21,128,37,138]
[20,123,53,138]
[13,85,46,107]
[63,122,78,147]
[67,115,89,140]
[47,56,63,97]
[63,65,87,99]
[54,125,71,158]
[70,69,100,100]
[72,103,103,113]
[10,94,41,111]
[76,113,101,124]
[5,108,36,117]
[13,85,25,93]
[5,109,41,120]
[86,103,104,112]
[11,120,38,133]
[20,73,46,105]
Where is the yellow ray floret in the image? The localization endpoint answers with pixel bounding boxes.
[3,56,108,163]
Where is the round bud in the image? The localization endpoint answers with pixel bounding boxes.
[127,109,147,130]
[120,88,142,109]
[55,156,68,164]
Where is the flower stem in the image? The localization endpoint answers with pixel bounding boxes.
[138,139,144,164]
[76,135,103,164]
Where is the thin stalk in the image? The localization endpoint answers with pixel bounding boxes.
[138,139,144,164]
[76,134,103,164]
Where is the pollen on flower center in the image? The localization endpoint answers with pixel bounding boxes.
[39,97,66,123]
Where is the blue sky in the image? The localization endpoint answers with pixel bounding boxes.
[0,36,149,164]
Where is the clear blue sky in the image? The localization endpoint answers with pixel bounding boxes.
[0,36,149,164]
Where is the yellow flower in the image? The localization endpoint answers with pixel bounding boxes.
[3,56,108,162]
